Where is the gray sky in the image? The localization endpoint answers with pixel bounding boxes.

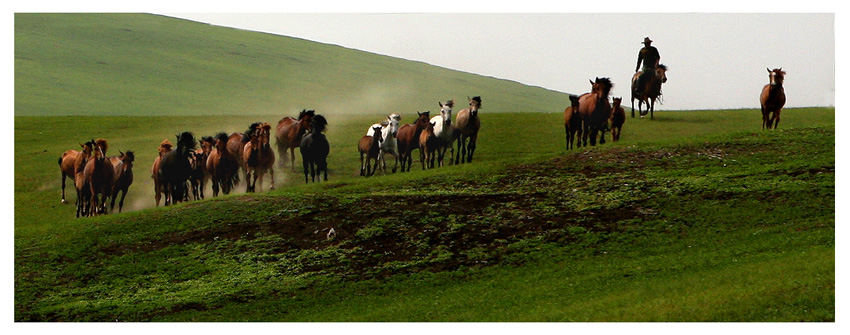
[162,12,834,111]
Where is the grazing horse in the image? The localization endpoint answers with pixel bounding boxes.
[83,140,114,216]
[396,111,430,172]
[760,68,786,129]
[453,96,482,164]
[631,64,667,119]
[189,135,215,200]
[151,139,173,207]
[563,94,582,150]
[276,109,314,172]
[300,115,330,183]
[243,122,276,192]
[429,100,455,167]
[109,150,135,213]
[359,125,384,176]
[59,141,94,204]
[610,97,626,142]
[366,114,401,174]
[419,121,442,169]
[206,132,241,197]
[158,132,196,205]
[579,77,614,146]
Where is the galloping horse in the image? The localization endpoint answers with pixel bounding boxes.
[59,141,93,204]
[419,121,441,169]
[429,100,455,167]
[109,150,134,213]
[579,77,614,146]
[158,132,196,205]
[760,68,786,129]
[83,139,114,216]
[610,97,626,142]
[189,135,215,200]
[359,125,384,176]
[151,139,173,207]
[366,114,401,174]
[243,122,276,192]
[206,132,241,197]
[300,114,330,183]
[631,64,667,119]
[276,109,314,172]
[563,94,582,150]
[396,111,430,172]
[453,96,482,164]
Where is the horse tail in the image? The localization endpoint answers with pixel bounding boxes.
[58,156,63,166]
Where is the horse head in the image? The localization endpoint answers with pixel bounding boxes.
[386,115,400,138]
[174,132,197,154]
[468,96,482,116]
[372,125,384,144]
[214,132,229,151]
[259,123,272,149]
[439,101,453,127]
[656,64,668,83]
[120,150,135,172]
[768,67,785,86]
[569,95,581,109]
[311,114,328,134]
[592,77,613,97]
[415,111,431,129]
[612,97,623,109]
[200,136,215,155]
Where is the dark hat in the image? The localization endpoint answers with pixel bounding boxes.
[643,37,653,44]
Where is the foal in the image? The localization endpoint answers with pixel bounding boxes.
[610,97,626,142]
[359,125,384,176]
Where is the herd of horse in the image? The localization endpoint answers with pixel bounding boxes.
[58,65,784,218]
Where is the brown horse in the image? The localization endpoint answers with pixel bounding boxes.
[189,136,215,200]
[610,97,626,142]
[300,115,330,183]
[276,109,314,172]
[206,132,241,197]
[359,125,384,176]
[109,150,135,213]
[59,141,94,204]
[453,96,482,164]
[563,94,582,150]
[396,111,430,172]
[760,68,786,129]
[631,64,667,119]
[579,77,614,146]
[243,122,276,192]
[83,140,114,216]
[158,132,196,206]
[419,121,441,169]
[151,139,173,207]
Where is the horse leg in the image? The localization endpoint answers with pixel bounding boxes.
[650,98,655,120]
[391,151,399,173]
[774,110,781,129]
[268,167,275,190]
[290,148,297,172]
[212,178,219,197]
[60,173,67,204]
[311,162,317,182]
[303,159,310,183]
[467,135,477,163]
[631,98,636,118]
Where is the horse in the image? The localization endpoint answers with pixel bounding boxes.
[396,111,430,172]
[760,68,786,129]
[453,96,482,164]
[610,97,626,142]
[359,125,384,176]
[206,132,241,197]
[226,132,246,174]
[151,139,173,207]
[429,100,455,167]
[158,132,196,205]
[419,121,441,169]
[276,109,314,172]
[579,77,614,146]
[83,139,114,216]
[563,94,582,150]
[366,114,401,174]
[243,122,276,192]
[109,150,134,213]
[59,141,94,204]
[631,64,667,119]
[189,135,215,200]
[300,114,330,183]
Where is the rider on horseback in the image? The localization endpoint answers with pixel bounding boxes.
[634,37,660,96]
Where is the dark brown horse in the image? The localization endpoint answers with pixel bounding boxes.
[243,122,276,192]
[276,109,314,172]
[83,139,114,216]
[563,94,582,150]
[419,121,441,169]
[59,141,93,204]
[109,150,134,213]
[189,136,215,200]
[453,96,482,164]
[359,125,384,176]
[396,111,430,172]
[610,97,626,142]
[206,132,241,197]
[579,77,614,146]
[300,115,330,183]
[760,68,786,129]
[151,139,173,207]
[631,64,667,119]
[158,132,196,205]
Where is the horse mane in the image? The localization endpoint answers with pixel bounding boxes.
[595,77,613,96]
[657,64,667,71]
[201,135,215,145]
[444,100,454,108]
[95,138,108,153]
[176,131,197,151]
[242,122,262,143]
[470,96,482,106]
[214,132,229,143]
[311,114,328,133]
[298,109,316,120]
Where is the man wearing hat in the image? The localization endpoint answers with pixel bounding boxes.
[634,37,661,96]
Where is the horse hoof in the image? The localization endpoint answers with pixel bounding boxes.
[61,199,67,204]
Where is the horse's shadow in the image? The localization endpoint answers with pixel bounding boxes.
[636,112,713,124]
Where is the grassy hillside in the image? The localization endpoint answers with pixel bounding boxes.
[15,13,571,116]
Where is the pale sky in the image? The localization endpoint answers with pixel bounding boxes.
[161,11,835,111]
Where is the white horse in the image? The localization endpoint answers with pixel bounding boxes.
[365,113,401,173]
[429,100,455,167]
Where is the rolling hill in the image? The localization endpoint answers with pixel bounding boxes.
[15,13,572,117]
